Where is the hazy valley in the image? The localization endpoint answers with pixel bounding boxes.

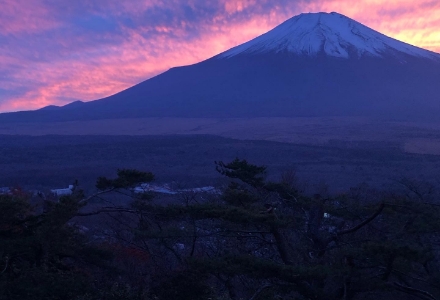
[1,127,440,194]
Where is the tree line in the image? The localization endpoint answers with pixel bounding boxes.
[1,159,440,300]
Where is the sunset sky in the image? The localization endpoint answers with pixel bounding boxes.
[1,0,439,112]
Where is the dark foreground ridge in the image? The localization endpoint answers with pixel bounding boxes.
[2,160,440,300]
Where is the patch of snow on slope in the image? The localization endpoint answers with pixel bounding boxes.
[219,12,440,60]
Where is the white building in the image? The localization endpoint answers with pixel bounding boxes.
[51,185,74,196]
[133,183,219,195]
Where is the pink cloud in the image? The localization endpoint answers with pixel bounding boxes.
[0,0,60,34]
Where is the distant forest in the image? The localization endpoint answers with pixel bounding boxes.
[2,158,440,300]
[1,134,439,194]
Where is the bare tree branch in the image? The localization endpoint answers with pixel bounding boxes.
[394,282,437,300]
[337,202,385,236]
[79,188,116,204]
[1,256,9,274]
[248,283,272,300]
[76,207,136,217]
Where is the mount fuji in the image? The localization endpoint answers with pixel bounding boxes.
[2,12,440,123]
[219,12,440,61]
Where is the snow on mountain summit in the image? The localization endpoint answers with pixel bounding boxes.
[219,12,440,60]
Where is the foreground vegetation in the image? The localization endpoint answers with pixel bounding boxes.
[1,159,440,300]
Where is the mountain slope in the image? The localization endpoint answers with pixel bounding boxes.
[219,12,440,60]
[1,12,440,123]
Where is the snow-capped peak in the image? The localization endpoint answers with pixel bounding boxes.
[219,12,440,60]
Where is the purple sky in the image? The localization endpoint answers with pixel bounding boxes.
[1,0,439,112]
